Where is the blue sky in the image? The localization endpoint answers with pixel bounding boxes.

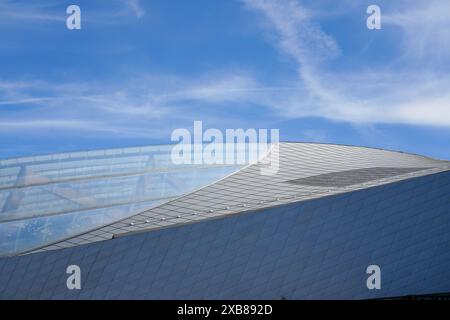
[1,0,449,159]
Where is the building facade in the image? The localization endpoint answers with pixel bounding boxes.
[1,143,449,299]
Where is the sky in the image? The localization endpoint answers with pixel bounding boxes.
[0,0,449,160]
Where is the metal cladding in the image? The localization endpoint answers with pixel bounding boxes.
[0,142,449,299]
[0,145,244,256]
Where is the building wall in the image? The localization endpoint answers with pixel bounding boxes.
[1,171,450,299]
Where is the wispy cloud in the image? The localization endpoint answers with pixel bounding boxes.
[124,0,145,19]
[383,0,450,63]
[241,0,450,127]
[0,0,64,23]
[0,73,288,137]
[242,0,339,63]
[0,0,145,25]
[1,0,449,145]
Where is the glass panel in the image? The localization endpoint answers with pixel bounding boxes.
[0,165,239,222]
[0,144,257,256]
[0,199,167,256]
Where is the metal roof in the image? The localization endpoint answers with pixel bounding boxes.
[0,145,245,256]
[22,142,450,256]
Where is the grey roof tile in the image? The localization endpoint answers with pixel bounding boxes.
[23,142,450,255]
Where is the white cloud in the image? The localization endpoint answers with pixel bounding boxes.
[242,0,339,63]
[241,0,450,127]
[383,0,450,62]
[1,0,449,141]
[0,73,289,137]
[0,0,145,25]
[124,0,145,19]
[0,1,64,23]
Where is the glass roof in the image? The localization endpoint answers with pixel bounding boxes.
[0,144,249,256]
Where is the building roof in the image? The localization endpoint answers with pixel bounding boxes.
[1,142,449,257]
[0,145,244,257]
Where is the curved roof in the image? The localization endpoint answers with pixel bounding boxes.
[0,145,246,256]
[1,142,449,257]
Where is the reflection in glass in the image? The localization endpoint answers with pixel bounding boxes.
[0,144,250,256]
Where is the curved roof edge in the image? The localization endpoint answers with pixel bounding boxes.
[281,141,449,162]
